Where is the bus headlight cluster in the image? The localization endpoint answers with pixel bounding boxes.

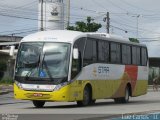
[54,82,68,91]
[15,81,23,89]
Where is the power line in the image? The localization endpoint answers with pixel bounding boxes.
[121,0,160,13]
[0,27,37,34]
[13,0,37,9]
[111,19,160,34]
[91,0,108,11]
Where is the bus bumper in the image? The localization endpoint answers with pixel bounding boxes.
[14,83,72,102]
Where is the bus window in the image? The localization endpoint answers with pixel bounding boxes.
[132,46,137,65]
[71,38,85,79]
[126,45,131,64]
[98,41,109,63]
[136,47,141,65]
[110,42,121,64]
[83,38,97,66]
[141,48,147,66]
[132,46,141,65]
[122,45,131,65]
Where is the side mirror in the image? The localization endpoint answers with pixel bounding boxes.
[9,46,15,56]
[73,48,79,59]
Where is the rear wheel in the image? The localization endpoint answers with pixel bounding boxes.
[114,86,130,103]
[77,86,91,106]
[90,99,96,104]
[121,86,130,103]
[32,100,45,108]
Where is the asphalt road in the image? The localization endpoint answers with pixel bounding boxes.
[0,91,160,120]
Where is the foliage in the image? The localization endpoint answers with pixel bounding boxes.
[129,38,139,43]
[67,16,102,32]
[0,61,7,72]
[0,77,13,85]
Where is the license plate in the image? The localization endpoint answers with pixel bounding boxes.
[33,93,43,97]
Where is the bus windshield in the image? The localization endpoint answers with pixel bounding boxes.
[15,42,71,83]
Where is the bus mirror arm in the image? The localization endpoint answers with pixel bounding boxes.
[78,51,82,72]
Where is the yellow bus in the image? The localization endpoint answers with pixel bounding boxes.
[14,30,148,108]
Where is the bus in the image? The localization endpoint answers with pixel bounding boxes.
[14,30,148,108]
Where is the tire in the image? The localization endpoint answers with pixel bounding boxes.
[114,86,130,103]
[32,100,45,108]
[77,86,91,106]
[90,99,96,105]
[121,86,130,103]
[114,98,122,103]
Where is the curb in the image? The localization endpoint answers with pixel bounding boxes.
[0,85,13,95]
[0,91,10,95]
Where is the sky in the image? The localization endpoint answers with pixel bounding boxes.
[0,0,160,57]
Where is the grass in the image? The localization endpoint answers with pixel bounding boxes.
[0,77,13,85]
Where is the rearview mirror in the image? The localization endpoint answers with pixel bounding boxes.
[73,48,79,59]
[9,46,15,56]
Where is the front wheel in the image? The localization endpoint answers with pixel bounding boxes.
[32,100,45,108]
[77,86,91,106]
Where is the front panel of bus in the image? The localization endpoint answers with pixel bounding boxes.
[14,42,75,101]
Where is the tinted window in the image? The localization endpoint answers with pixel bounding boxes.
[122,44,127,64]
[72,38,85,79]
[74,38,86,58]
[132,46,141,65]
[137,47,141,65]
[110,42,121,64]
[132,46,137,64]
[126,46,131,64]
[98,41,109,63]
[141,48,147,66]
[83,38,97,66]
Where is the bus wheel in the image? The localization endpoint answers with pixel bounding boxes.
[32,100,45,108]
[90,99,96,105]
[77,86,91,106]
[114,86,130,103]
[122,86,130,103]
[114,98,121,103]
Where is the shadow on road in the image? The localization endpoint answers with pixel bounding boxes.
[24,99,160,109]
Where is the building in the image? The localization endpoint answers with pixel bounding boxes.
[0,35,23,80]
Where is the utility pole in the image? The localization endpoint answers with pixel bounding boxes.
[103,12,110,34]
[66,0,70,28]
[136,15,140,39]
[107,12,110,34]
[41,0,44,31]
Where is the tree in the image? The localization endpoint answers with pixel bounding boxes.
[129,38,139,43]
[67,17,102,32]
[0,61,7,81]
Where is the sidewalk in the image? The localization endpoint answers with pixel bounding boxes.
[0,85,13,95]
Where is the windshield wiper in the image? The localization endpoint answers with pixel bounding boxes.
[41,53,54,81]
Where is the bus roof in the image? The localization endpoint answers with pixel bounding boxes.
[21,30,146,47]
[21,30,85,43]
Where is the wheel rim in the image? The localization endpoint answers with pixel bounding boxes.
[125,87,129,102]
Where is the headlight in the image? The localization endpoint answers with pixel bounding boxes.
[54,82,68,91]
[15,81,23,89]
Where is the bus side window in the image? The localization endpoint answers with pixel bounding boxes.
[110,42,121,64]
[98,41,109,63]
[141,47,147,66]
[71,38,85,79]
[132,46,137,65]
[122,44,131,65]
[83,38,97,66]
